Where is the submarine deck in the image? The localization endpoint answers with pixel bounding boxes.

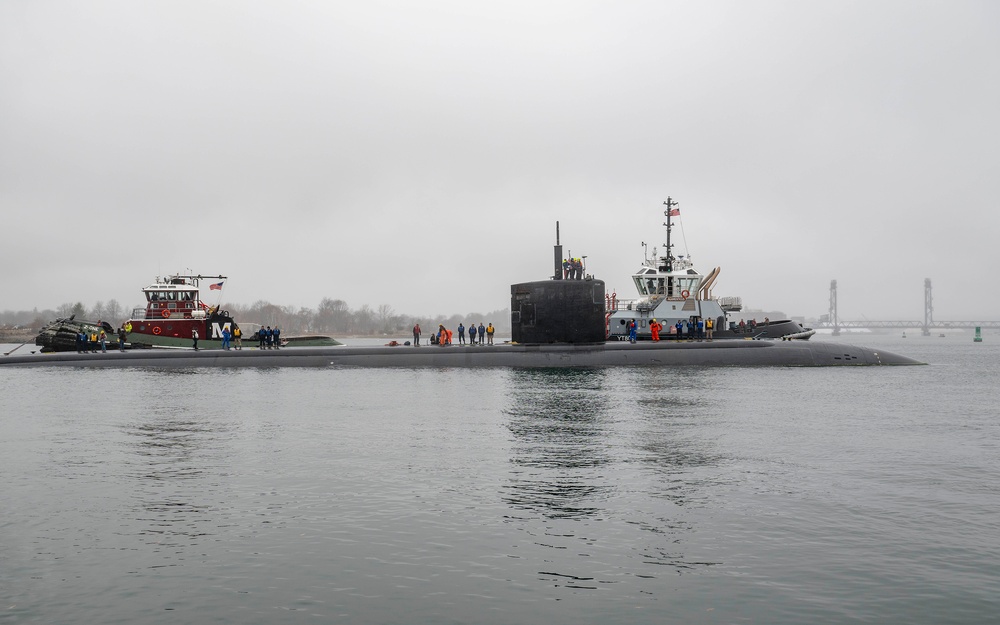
[0,340,924,368]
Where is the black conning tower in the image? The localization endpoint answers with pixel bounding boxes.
[510,222,606,344]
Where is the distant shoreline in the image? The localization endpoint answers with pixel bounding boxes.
[0,329,36,343]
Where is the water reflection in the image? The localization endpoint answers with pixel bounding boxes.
[120,411,232,544]
[604,368,726,572]
[502,368,613,519]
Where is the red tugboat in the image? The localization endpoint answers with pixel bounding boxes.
[124,274,239,349]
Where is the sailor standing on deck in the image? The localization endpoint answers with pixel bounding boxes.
[192,328,199,351]
[413,323,421,346]
[457,323,466,345]
[486,323,495,345]
[468,323,477,345]
[478,323,485,345]
[118,325,127,352]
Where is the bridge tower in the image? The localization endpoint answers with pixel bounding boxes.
[923,278,933,336]
[829,279,839,336]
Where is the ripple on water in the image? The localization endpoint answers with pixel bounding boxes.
[2,341,999,623]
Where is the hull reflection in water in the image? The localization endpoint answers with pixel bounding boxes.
[504,369,613,519]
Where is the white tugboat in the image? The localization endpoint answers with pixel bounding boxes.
[605,197,814,341]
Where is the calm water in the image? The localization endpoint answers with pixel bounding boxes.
[2,334,999,624]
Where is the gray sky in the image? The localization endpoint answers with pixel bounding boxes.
[2,0,998,321]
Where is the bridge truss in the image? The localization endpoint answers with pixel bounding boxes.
[822,279,999,335]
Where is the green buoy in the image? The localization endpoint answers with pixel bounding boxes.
[974,326,983,342]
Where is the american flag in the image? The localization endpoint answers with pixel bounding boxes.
[668,208,680,217]
[209,282,224,291]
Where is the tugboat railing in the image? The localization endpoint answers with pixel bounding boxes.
[607,296,701,313]
[718,296,743,312]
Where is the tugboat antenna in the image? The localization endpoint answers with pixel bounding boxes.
[662,196,679,272]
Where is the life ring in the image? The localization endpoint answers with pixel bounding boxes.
[152,326,162,335]
[161,309,171,318]
[681,289,690,299]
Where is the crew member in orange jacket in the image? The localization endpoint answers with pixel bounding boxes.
[650,319,661,342]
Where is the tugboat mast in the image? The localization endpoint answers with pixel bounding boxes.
[661,196,679,273]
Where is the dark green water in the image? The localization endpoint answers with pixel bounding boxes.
[2,335,998,624]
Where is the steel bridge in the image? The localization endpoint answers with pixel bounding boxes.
[818,279,999,336]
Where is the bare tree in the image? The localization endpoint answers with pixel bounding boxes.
[56,302,86,318]
[377,304,395,334]
[105,299,122,322]
[354,304,374,334]
[317,298,351,334]
[295,307,314,333]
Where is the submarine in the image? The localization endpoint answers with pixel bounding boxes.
[1,207,923,369]
[0,339,921,368]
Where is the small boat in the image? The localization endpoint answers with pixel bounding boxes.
[122,274,339,349]
[602,198,813,341]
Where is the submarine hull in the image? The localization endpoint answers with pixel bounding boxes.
[0,340,923,368]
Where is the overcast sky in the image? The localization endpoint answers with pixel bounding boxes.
[2,0,997,321]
